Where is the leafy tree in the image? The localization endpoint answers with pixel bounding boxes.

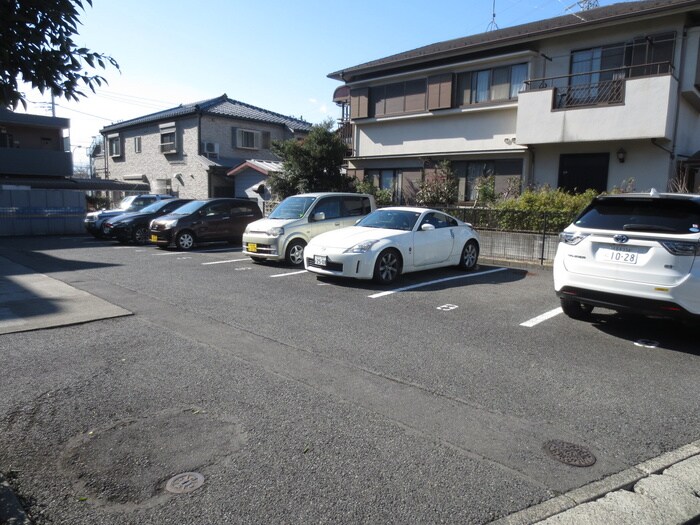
[354,179,393,206]
[415,160,458,206]
[267,119,354,199]
[0,0,119,109]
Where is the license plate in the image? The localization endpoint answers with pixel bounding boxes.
[150,235,158,243]
[602,245,638,264]
[314,255,327,267]
[247,243,257,253]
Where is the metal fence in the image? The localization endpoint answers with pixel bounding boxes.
[438,207,577,266]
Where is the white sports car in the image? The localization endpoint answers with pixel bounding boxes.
[304,207,480,284]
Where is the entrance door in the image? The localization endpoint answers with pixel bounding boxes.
[558,153,609,193]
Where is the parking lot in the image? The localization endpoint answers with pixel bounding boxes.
[1,235,699,524]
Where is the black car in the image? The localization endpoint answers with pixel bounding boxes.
[149,198,262,250]
[104,198,192,245]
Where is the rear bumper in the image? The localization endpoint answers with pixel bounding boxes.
[556,286,700,320]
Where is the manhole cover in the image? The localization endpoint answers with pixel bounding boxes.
[543,440,596,467]
[165,472,205,494]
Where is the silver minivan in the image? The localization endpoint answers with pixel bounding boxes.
[242,192,376,266]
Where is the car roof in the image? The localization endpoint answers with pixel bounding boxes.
[377,206,439,213]
[596,191,700,203]
[287,192,372,198]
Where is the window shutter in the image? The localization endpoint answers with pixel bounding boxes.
[262,131,271,149]
[350,88,369,119]
[427,74,453,110]
[254,131,261,149]
[231,127,238,148]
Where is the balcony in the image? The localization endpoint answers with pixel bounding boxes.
[516,62,677,145]
[0,148,72,177]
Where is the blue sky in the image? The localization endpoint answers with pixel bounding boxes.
[19,0,618,166]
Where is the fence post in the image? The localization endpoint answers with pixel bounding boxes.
[540,212,548,265]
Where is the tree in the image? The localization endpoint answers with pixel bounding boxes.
[268,119,354,199]
[0,0,119,109]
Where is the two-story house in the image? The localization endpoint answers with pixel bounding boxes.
[99,94,313,207]
[329,0,700,203]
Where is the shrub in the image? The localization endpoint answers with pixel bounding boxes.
[354,180,393,206]
[495,186,598,232]
[415,160,458,206]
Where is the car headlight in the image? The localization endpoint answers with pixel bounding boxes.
[559,231,589,245]
[267,226,284,237]
[344,240,379,253]
[159,219,178,228]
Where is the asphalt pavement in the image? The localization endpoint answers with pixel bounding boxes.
[1,244,699,524]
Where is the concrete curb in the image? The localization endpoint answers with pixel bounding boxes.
[0,474,31,525]
[490,440,700,524]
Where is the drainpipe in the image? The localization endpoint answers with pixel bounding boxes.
[668,27,689,189]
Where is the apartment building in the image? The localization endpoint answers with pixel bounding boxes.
[329,0,700,203]
[99,94,312,207]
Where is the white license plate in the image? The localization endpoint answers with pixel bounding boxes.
[314,255,327,266]
[602,246,638,264]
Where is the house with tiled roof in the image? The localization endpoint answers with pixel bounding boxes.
[99,94,312,205]
[329,0,700,202]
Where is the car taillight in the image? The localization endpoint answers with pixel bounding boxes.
[559,232,589,245]
[660,241,700,256]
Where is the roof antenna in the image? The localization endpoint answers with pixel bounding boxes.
[486,0,499,31]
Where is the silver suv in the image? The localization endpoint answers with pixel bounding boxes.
[554,191,700,322]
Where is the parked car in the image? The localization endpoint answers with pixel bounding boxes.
[242,192,376,266]
[149,198,262,250]
[554,190,700,322]
[103,198,192,244]
[304,207,480,284]
[84,194,175,238]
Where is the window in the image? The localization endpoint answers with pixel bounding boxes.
[457,159,523,200]
[134,137,142,153]
[455,63,528,106]
[236,129,261,149]
[342,196,372,216]
[159,123,177,154]
[371,79,426,117]
[108,135,121,157]
[312,197,341,220]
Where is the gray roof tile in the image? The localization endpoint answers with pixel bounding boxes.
[102,94,313,133]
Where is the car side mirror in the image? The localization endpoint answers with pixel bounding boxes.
[312,212,326,222]
[421,223,435,231]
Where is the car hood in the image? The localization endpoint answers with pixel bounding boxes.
[309,226,402,249]
[246,217,301,232]
[86,209,129,219]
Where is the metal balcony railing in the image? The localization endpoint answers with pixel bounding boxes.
[523,61,673,110]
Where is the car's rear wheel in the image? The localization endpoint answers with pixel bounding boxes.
[285,239,306,266]
[560,297,594,320]
[133,226,149,245]
[458,240,479,271]
[373,249,401,285]
[175,231,195,251]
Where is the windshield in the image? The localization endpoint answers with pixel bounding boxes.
[138,200,172,214]
[356,209,421,231]
[166,200,206,215]
[575,198,700,234]
[116,196,136,210]
[268,196,317,219]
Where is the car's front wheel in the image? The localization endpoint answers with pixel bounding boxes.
[373,249,401,285]
[133,226,149,245]
[175,231,195,251]
[285,239,306,266]
[560,297,594,320]
[458,239,479,271]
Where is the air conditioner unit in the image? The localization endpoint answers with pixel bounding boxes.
[203,142,219,159]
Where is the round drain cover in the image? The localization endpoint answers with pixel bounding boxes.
[543,440,596,467]
[165,472,205,494]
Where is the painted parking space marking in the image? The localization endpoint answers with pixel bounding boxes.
[202,258,250,265]
[520,307,563,327]
[270,270,308,278]
[368,268,508,299]
[437,304,459,311]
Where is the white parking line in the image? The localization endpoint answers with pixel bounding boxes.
[520,307,563,327]
[202,258,249,265]
[368,268,508,298]
[270,270,308,278]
